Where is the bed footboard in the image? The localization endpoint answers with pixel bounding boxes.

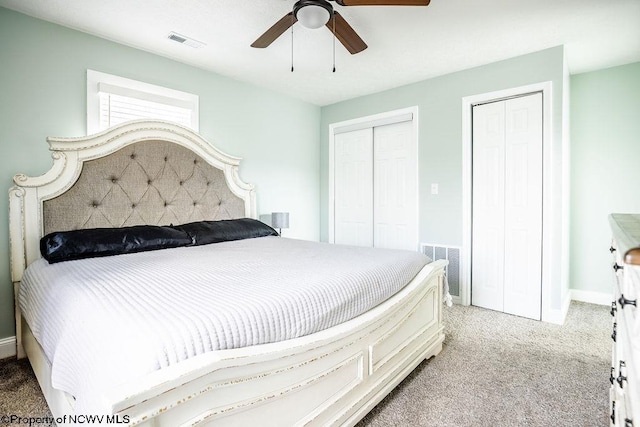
[102,260,447,427]
[25,261,446,427]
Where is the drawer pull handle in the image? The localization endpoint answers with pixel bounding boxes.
[617,373,627,388]
[613,263,624,272]
[612,401,616,423]
[625,419,633,427]
[618,295,637,309]
[612,322,617,342]
[611,246,617,253]
[611,301,617,317]
[618,360,627,389]
[610,367,616,384]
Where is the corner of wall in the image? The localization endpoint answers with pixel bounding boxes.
[561,46,571,297]
[543,290,572,325]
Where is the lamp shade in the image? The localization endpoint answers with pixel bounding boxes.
[271,212,290,230]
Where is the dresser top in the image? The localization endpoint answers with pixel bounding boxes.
[609,214,640,265]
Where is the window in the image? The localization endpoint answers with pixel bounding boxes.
[87,70,199,134]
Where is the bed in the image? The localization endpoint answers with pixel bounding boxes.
[9,120,448,426]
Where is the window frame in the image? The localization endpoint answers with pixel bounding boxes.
[86,69,199,134]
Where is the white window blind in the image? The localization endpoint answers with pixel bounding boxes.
[98,92,193,129]
[87,70,199,134]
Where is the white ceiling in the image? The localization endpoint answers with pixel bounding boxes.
[2,0,639,106]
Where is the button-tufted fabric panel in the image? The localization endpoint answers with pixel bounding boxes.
[43,140,245,234]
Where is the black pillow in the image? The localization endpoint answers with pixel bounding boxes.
[40,225,193,264]
[174,218,279,246]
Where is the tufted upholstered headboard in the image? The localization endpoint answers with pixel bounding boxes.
[43,140,245,234]
[9,120,256,283]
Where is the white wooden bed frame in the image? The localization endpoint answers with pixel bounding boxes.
[9,120,447,426]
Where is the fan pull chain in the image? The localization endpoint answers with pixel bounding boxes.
[332,13,336,73]
[291,17,294,72]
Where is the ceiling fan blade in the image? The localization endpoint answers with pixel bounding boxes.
[326,12,368,55]
[336,0,430,5]
[251,13,297,48]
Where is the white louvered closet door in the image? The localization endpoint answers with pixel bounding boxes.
[471,93,543,320]
[333,119,417,251]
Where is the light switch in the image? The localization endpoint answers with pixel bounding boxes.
[431,183,439,195]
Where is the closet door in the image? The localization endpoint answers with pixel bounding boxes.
[334,128,374,247]
[502,93,543,319]
[471,93,543,320]
[471,101,506,313]
[332,116,417,251]
[373,121,418,250]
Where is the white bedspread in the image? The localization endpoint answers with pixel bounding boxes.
[19,236,430,413]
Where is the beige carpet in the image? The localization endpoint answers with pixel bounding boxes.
[0,358,51,423]
[0,302,609,426]
[358,301,610,426]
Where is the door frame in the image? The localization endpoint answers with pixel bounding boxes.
[328,106,419,247]
[461,82,553,320]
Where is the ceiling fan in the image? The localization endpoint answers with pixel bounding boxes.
[251,0,431,55]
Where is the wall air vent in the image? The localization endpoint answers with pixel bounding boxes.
[167,32,206,49]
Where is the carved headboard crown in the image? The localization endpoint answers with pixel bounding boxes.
[9,120,256,282]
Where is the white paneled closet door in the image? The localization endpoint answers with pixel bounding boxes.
[374,121,417,250]
[471,93,543,320]
[333,119,417,251]
[334,128,374,247]
[471,100,506,313]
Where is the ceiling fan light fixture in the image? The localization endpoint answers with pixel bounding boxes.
[294,1,333,29]
[297,6,330,29]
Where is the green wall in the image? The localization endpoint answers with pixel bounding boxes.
[570,62,640,294]
[320,46,566,246]
[0,8,321,340]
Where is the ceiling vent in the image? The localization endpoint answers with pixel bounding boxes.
[167,32,206,48]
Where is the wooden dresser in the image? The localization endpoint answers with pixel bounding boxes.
[609,214,640,426]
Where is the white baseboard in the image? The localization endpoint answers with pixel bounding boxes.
[571,289,612,306]
[0,336,17,359]
[543,291,572,325]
